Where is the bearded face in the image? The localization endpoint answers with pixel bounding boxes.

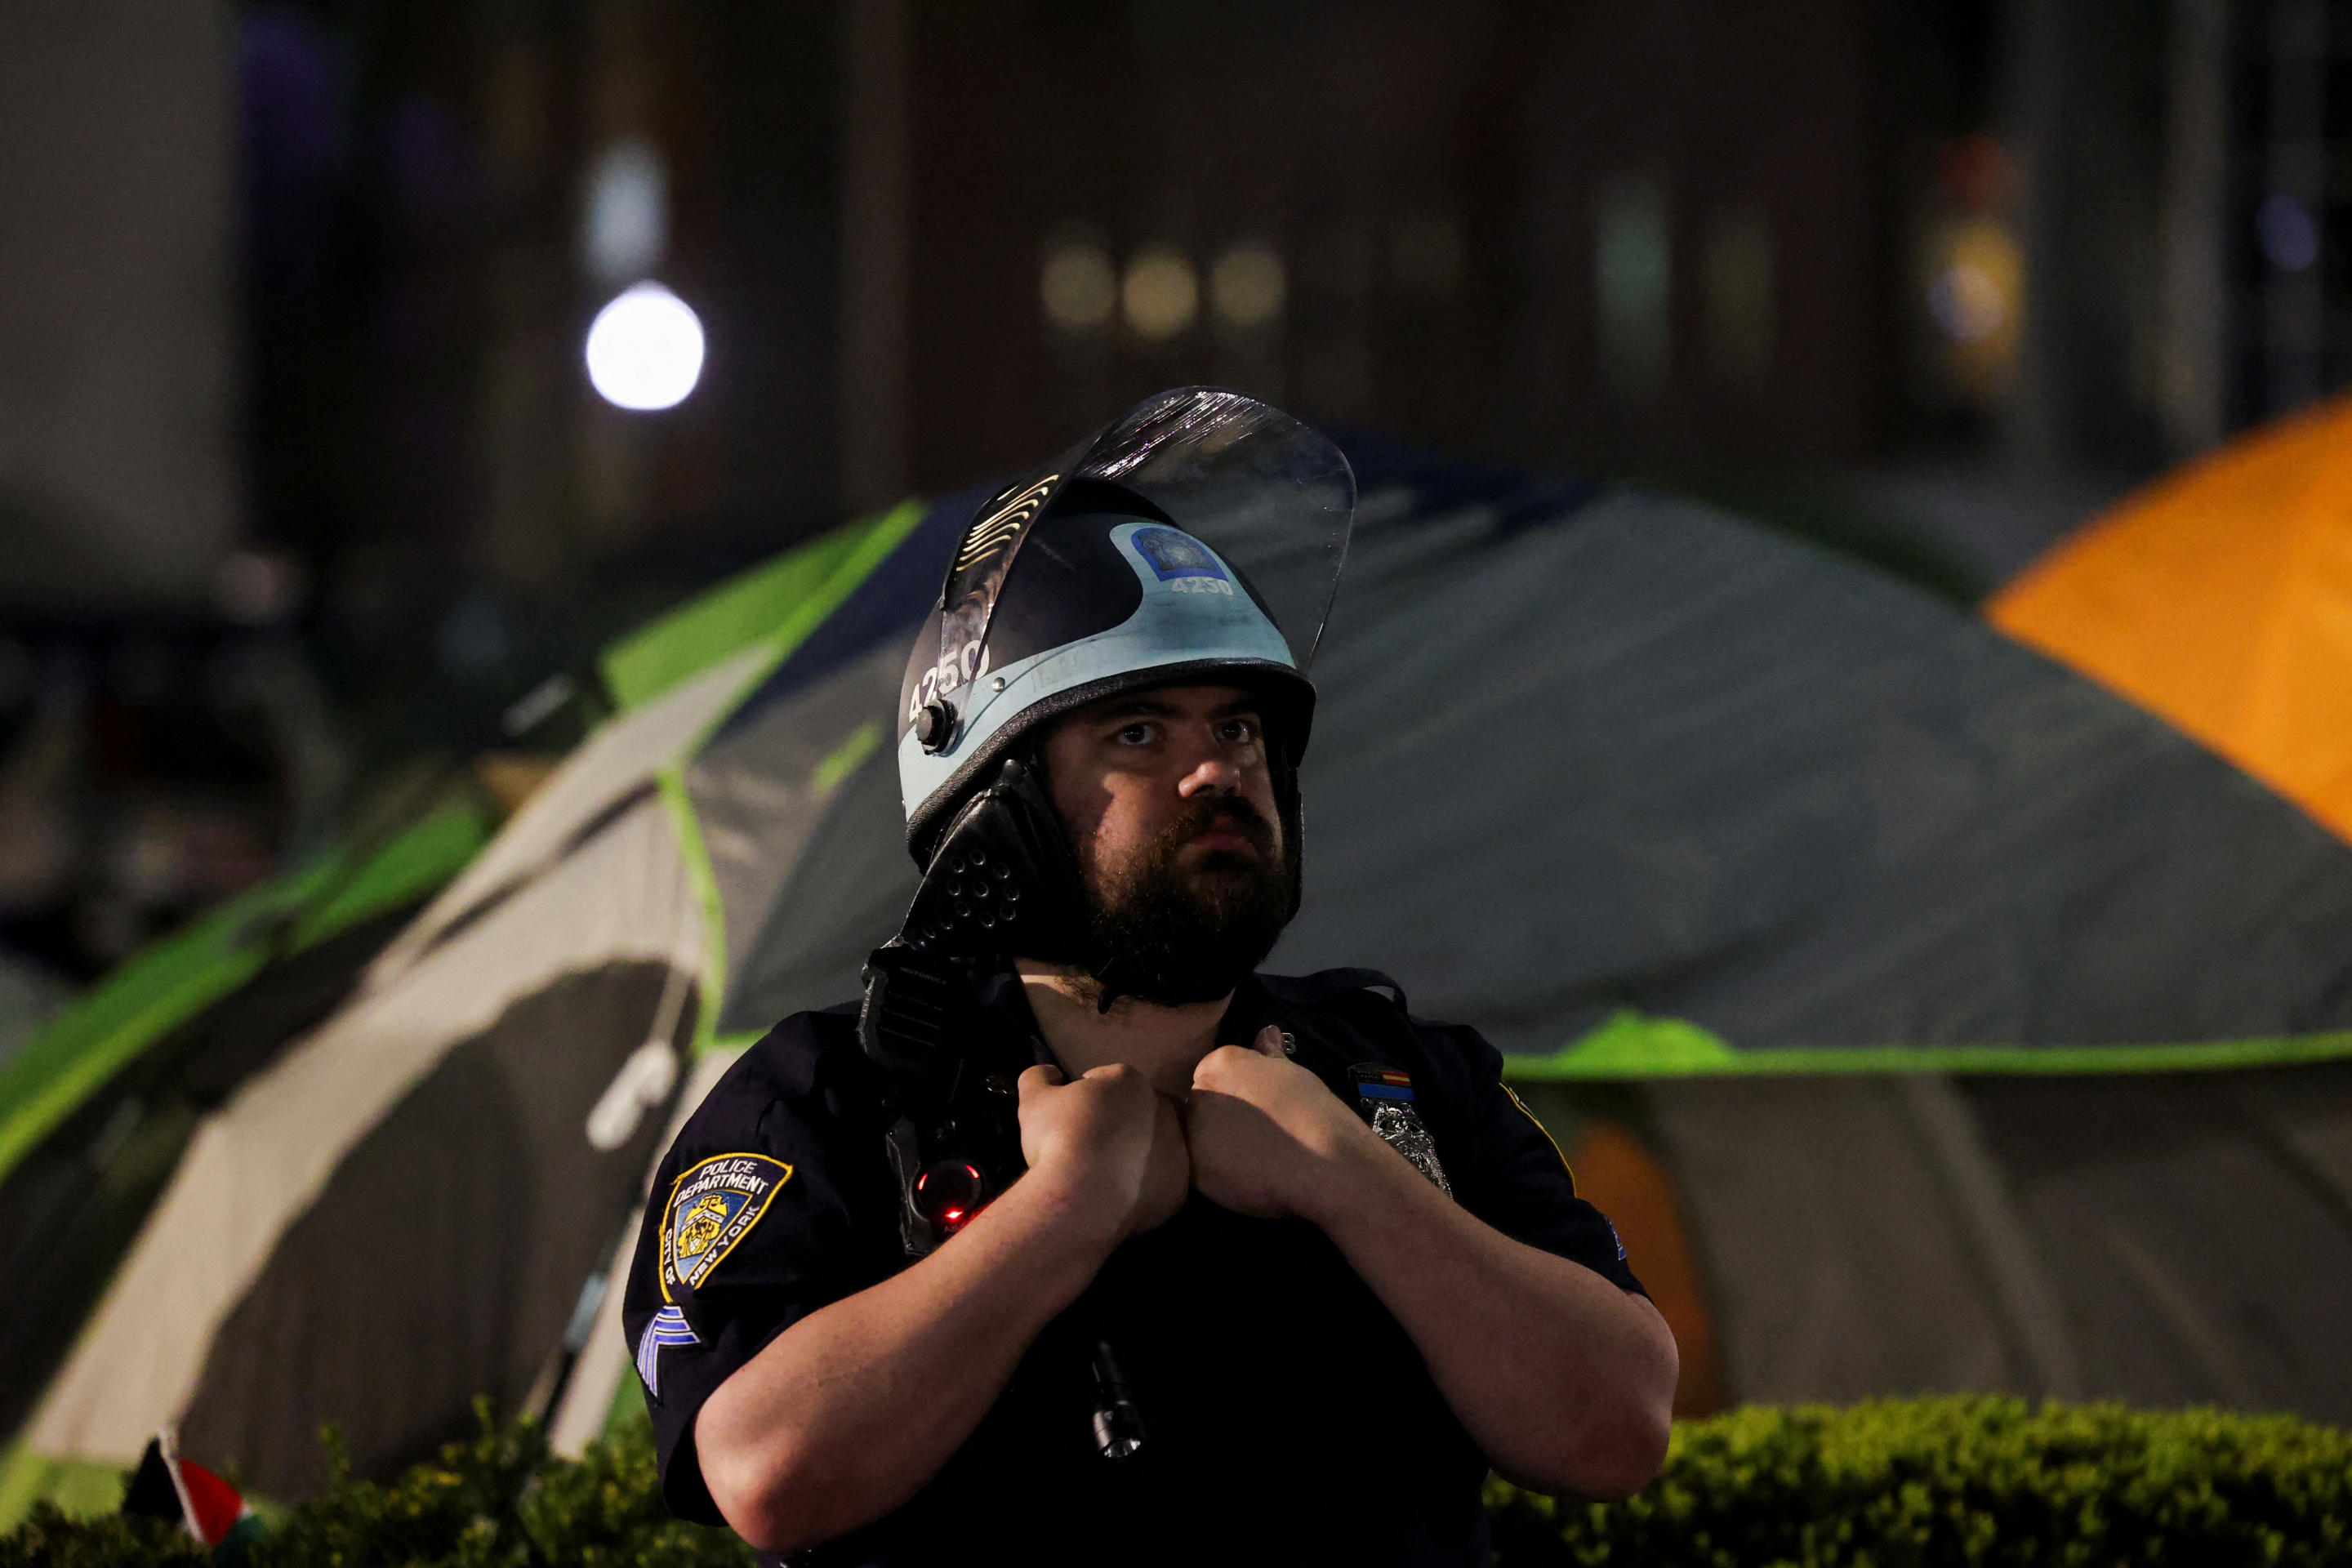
[1033,683,1302,1006]
[1076,789,1299,1005]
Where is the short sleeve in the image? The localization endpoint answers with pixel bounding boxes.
[619,1009,898,1523]
[1439,1026,1648,1298]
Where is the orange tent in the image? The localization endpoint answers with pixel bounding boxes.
[1989,394,2352,846]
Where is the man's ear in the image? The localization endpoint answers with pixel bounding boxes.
[1027,721,1116,861]
[1017,734,1068,832]
[1017,732,1049,788]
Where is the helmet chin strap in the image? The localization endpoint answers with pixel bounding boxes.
[1083,955,1233,1013]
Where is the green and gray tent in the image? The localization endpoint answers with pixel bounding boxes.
[0,504,945,1520]
[13,439,2352,1522]
[0,780,495,1519]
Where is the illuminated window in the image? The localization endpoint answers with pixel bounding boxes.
[1704,207,1773,381]
[1040,233,1117,332]
[1209,241,1285,330]
[581,136,668,286]
[1921,214,2022,403]
[2256,191,2319,274]
[1123,246,1199,341]
[1597,177,1672,402]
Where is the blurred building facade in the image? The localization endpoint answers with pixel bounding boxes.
[8,0,2352,976]
[890,2,1896,491]
[0,2,243,610]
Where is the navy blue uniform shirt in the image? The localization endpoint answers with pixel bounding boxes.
[621,969,1646,1567]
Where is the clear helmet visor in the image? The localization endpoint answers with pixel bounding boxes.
[931,388,1354,710]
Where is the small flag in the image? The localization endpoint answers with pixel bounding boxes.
[122,1427,258,1555]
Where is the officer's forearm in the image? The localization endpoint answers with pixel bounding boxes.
[694,1165,1124,1553]
[1303,1141,1677,1499]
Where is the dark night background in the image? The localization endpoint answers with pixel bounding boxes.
[0,0,2336,1016]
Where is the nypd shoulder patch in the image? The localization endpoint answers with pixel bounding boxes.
[635,1304,698,1398]
[660,1152,793,1300]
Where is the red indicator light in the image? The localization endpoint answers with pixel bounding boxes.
[915,1160,987,1232]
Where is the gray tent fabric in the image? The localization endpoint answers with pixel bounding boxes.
[1512,1059,2352,1426]
[1636,1076,2041,1403]
[1959,1066,2352,1420]
[720,737,914,1035]
[22,699,710,1495]
[1279,486,2352,1054]
[175,960,689,1494]
[688,643,902,991]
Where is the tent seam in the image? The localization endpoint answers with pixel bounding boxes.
[655,767,728,1058]
[650,501,930,1056]
[0,954,267,1188]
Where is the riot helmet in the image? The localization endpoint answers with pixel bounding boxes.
[882,387,1352,1003]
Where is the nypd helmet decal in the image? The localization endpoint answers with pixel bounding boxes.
[1129,525,1228,581]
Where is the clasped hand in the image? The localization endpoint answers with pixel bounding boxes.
[1015,1026,1379,1240]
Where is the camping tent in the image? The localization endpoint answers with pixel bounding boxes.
[0,508,959,1516]
[11,432,2352,1520]
[1989,391,2352,847]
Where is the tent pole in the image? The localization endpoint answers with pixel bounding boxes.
[1894,1076,2082,1399]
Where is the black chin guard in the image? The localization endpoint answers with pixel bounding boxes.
[857,755,1092,1254]
[858,755,1094,1076]
[901,756,1092,967]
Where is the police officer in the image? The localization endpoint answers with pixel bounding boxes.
[622,390,1677,1566]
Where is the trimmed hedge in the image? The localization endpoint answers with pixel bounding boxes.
[1489,1397,2352,1566]
[7,1397,2348,1566]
